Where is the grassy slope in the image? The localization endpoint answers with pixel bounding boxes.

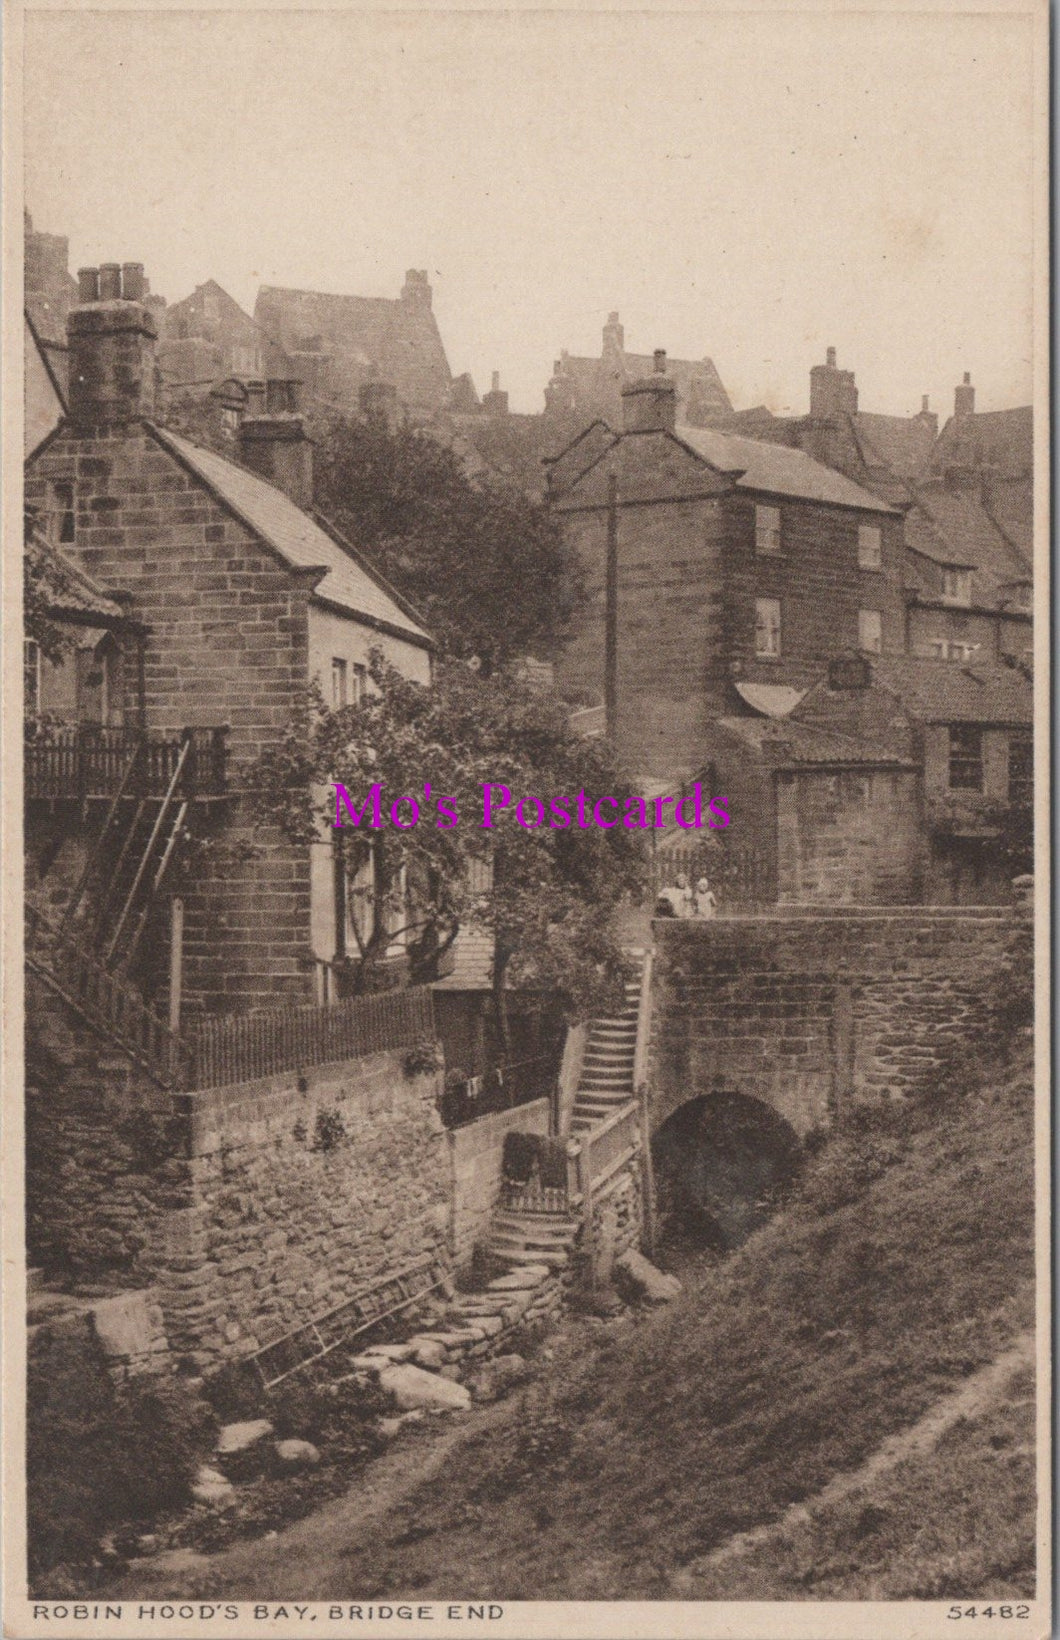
[339,1048,1036,1601]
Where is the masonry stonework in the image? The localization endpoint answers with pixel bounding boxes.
[648,908,1014,1139]
[447,1098,552,1267]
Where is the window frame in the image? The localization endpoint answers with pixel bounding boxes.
[940,567,972,606]
[1008,731,1032,806]
[331,657,349,709]
[858,608,882,654]
[857,524,882,571]
[754,596,782,659]
[754,503,782,556]
[947,724,984,791]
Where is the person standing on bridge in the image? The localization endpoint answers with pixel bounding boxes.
[695,877,718,919]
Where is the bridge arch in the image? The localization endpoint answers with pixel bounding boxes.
[651,1090,803,1251]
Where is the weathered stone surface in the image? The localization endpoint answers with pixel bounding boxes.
[615,1249,682,1304]
[190,1465,237,1507]
[406,1337,447,1370]
[216,1419,273,1456]
[468,1353,528,1404]
[378,1363,471,1412]
[487,1267,550,1291]
[273,1438,321,1472]
[361,1343,414,1363]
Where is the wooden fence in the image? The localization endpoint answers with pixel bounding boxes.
[191,985,437,1089]
[571,1101,641,1204]
[26,905,191,1088]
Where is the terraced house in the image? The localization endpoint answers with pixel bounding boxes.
[25,259,433,1023]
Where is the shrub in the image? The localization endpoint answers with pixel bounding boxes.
[27,1324,216,1583]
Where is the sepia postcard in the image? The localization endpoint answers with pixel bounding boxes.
[1,2,1051,1637]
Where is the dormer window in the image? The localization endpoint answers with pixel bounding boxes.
[755,504,782,555]
[941,568,972,606]
[857,525,882,570]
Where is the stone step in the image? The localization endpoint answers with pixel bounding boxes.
[580,1067,633,1083]
[490,1219,579,1244]
[582,1051,635,1067]
[487,1243,570,1268]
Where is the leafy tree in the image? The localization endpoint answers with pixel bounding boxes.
[312,415,584,673]
[250,654,648,1041]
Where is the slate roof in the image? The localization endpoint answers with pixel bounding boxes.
[715,714,911,768]
[150,425,431,645]
[849,412,937,481]
[676,425,898,514]
[933,406,1033,479]
[871,655,1032,726]
[903,478,1032,606]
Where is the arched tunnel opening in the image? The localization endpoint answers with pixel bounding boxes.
[651,1091,804,1253]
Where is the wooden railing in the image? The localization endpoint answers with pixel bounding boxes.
[566,1100,641,1215]
[25,905,191,1088]
[651,843,776,908]
[25,725,228,801]
[191,985,437,1089]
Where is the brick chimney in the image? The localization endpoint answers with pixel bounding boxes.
[238,379,313,509]
[917,394,939,436]
[954,371,975,419]
[400,269,432,309]
[602,311,625,360]
[482,369,509,417]
[621,353,676,433]
[67,261,159,433]
[809,345,858,418]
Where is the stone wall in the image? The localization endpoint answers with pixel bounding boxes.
[25,974,192,1280]
[161,1051,449,1370]
[649,907,1015,1138]
[447,1098,551,1267]
[775,766,926,905]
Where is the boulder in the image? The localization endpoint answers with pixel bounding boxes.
[468,1353,528,1404]
[407,1337,447,1370]
[361,1343,414,1364]
[273,1438,321,1473]
[615,1249,682,1305]
[216,1418,274,1456]
[378,1362,471,1412]
[190,1465,237,1508]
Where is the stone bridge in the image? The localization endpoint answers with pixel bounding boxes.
[646,906,1016,1143]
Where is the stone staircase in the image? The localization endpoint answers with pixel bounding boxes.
[569,955,644,1135]
[485,1207,581,1268]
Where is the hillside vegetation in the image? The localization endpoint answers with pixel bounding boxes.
[107,1035,1036,1603]
[323,1043,1037,1601]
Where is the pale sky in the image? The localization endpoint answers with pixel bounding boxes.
[24,7,1036,418]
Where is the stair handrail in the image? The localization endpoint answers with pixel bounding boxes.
[631,945,654,1093]
[59,734,146,936]
[104,731,192,965]
[631,946,657,1254]
[26,904,192,1089]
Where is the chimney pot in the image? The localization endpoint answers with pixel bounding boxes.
[244,379,266,416]
[491,370,500,393]
[78,267,100,303]
[653,348,666,374]
[963,372,971,385]
[121,262,145,302]
[98,263,122,300]
[921,395,930,413]
[826,346,837,368]
[954,374,976,418]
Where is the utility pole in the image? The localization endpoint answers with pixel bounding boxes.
[605,467,618,739]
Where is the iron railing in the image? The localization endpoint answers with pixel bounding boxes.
[191,985,437,1089]
[25,725,228,801]
[651,842,776,908]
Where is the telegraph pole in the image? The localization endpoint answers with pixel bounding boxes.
[605,467,618,739]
